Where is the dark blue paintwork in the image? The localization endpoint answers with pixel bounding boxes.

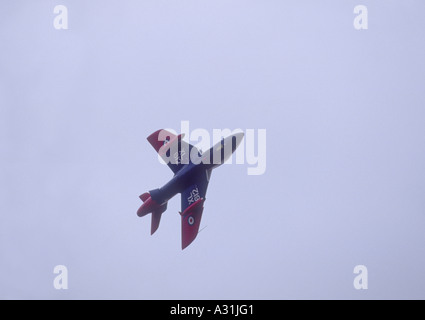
[149,134,242,210]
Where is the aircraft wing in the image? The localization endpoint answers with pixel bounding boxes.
[147,129,200,174]
[180,169,212,249]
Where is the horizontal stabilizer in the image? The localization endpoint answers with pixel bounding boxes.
[137,192,168,235]
[139,192,150,202]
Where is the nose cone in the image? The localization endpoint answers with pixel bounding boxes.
[223,132,244,162]
[232,132,244,153]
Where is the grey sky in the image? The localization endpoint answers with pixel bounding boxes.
[1,1,425,299]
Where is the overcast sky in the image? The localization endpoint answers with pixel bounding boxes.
[1,1,425,299]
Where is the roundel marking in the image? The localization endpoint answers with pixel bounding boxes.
[188,216,195,226]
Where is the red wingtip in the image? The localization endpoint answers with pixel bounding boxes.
[147,129,176,153]
[150,202,167,235]
[151,211,162,235]
[181,199,205,250]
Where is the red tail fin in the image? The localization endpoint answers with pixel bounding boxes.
[151,203,167,235]
[137,193,168,235]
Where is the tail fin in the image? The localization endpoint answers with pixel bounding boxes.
[151,202,167,235]
[137,192,168,235]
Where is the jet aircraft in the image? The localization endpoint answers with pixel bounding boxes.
[137,129,244,249]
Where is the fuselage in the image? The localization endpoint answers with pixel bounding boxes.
[149,132,244,205]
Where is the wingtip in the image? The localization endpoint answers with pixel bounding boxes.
[181,235,198,250]
[151,226,159,236]
[181,241,191,250]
